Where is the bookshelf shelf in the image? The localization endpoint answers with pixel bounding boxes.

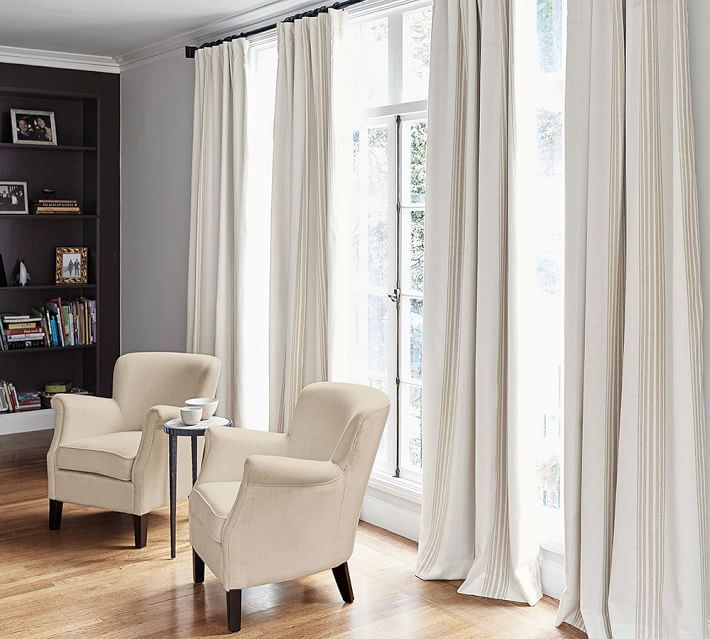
[0,214,97,220]
[0,284,96,292]
[0,143,96,152]
[0,344,96,356]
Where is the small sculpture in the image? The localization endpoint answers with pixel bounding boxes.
[15,259,31,287]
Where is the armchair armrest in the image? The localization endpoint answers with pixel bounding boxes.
[133,404,182,469]
[51,394,125,445]
[242,455,342,487]
[197,427,289,484]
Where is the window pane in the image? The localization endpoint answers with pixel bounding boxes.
[368,125,390,208]
[368,208,389,289]
[401,297,423,381]
[402,119,427,206]
[368,294,390,377]
[536,0,564,73]
[400,383,423,473]
[402,209,425,293]
[536,109,563,177]
[402,7,432,102]
[347,18,389,108]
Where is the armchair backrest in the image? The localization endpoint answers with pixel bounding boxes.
[113,352,221,430]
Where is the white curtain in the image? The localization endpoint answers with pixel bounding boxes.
[416,0,542,605]
[269,10,347,433]
[558,0,708,636]
[187,41,250,424]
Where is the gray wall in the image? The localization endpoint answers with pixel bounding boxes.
[120,51,194,353]
[689,0,710,421]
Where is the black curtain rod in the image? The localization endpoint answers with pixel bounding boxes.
[185,0,366,58]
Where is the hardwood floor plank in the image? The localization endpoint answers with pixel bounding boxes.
[0,430,585,638]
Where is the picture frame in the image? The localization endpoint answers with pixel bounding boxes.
[0,181,28,215]
[55,247,88,284]
[10,109,57,146]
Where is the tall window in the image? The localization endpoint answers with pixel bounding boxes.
[520,0,566,547]
[345,2,432,483]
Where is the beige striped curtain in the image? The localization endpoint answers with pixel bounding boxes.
[558,0,708,636]
[415,0,542,605]
[187,40,249,423]
[269,10,346,433]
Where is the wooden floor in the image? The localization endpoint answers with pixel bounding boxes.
[0,430,585,639]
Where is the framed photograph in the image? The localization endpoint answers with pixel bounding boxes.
[10,109,57,146]
[0,181,28,214]
[55,247,88,284]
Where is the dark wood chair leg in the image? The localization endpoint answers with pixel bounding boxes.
[332,562,354,603]
[48,499,63,531]
[133,514,148,548]
[193,550,205,584]
[226,589,242,632]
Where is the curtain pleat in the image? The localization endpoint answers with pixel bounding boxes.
[187,41,249,424]
[559,1,707,636]
[416,0,542,605]
[269,10,345,433]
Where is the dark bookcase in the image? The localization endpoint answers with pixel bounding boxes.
[0,64,120,410]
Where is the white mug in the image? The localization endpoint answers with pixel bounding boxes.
[180,406,202,426]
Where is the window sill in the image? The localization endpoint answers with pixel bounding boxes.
[368,470,422,504]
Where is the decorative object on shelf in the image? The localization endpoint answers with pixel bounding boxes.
[0,181,28,214]
[15,260,31,287]
[55,247,88,284]
[0,254,6,287]
[10,109,57,146]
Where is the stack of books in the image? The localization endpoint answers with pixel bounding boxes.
[0,297,97,351]
[0,314,46,350]
[32,199,80,215]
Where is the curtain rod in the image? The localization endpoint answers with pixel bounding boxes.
[185,0,366,58]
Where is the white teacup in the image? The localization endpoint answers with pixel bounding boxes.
[180,406,203,426]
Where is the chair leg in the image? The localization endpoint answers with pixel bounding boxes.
[193,550,205,584]
[133,514,148,548]
[332,562,354,603]
[226,589,242,632]
[48,499,63,531]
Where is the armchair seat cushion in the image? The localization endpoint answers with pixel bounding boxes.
[56,431,142,481]
[190,481,241,542]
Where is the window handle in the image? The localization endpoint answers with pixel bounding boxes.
[388,288,401,304]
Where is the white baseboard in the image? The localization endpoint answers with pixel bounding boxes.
[0,408,54,435]
[360,482,421,542]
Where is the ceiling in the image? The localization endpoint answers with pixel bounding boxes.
[0,0,272,58]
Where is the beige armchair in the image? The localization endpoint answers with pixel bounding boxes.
[189,382,389,632]
[47,351,221,547]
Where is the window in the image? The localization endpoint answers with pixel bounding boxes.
[243,40,277,430]
[515,0,566,546]
[345,3,432,484]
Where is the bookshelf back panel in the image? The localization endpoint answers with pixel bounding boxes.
[0,222,95,288]
[0,93,89,147]
[0,147,91,208]
[0,348,92,393]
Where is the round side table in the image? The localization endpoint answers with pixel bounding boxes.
[163,416,233,559]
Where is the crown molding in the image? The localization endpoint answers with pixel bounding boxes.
[116,0,311,71]
[0,45,119,73]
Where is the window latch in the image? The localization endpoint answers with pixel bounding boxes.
[388,288,401,304]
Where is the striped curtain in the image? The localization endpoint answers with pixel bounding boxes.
[187,40,249,424]
[557,0,708,636]
[415,0,543,605]
[269,10,346,433]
